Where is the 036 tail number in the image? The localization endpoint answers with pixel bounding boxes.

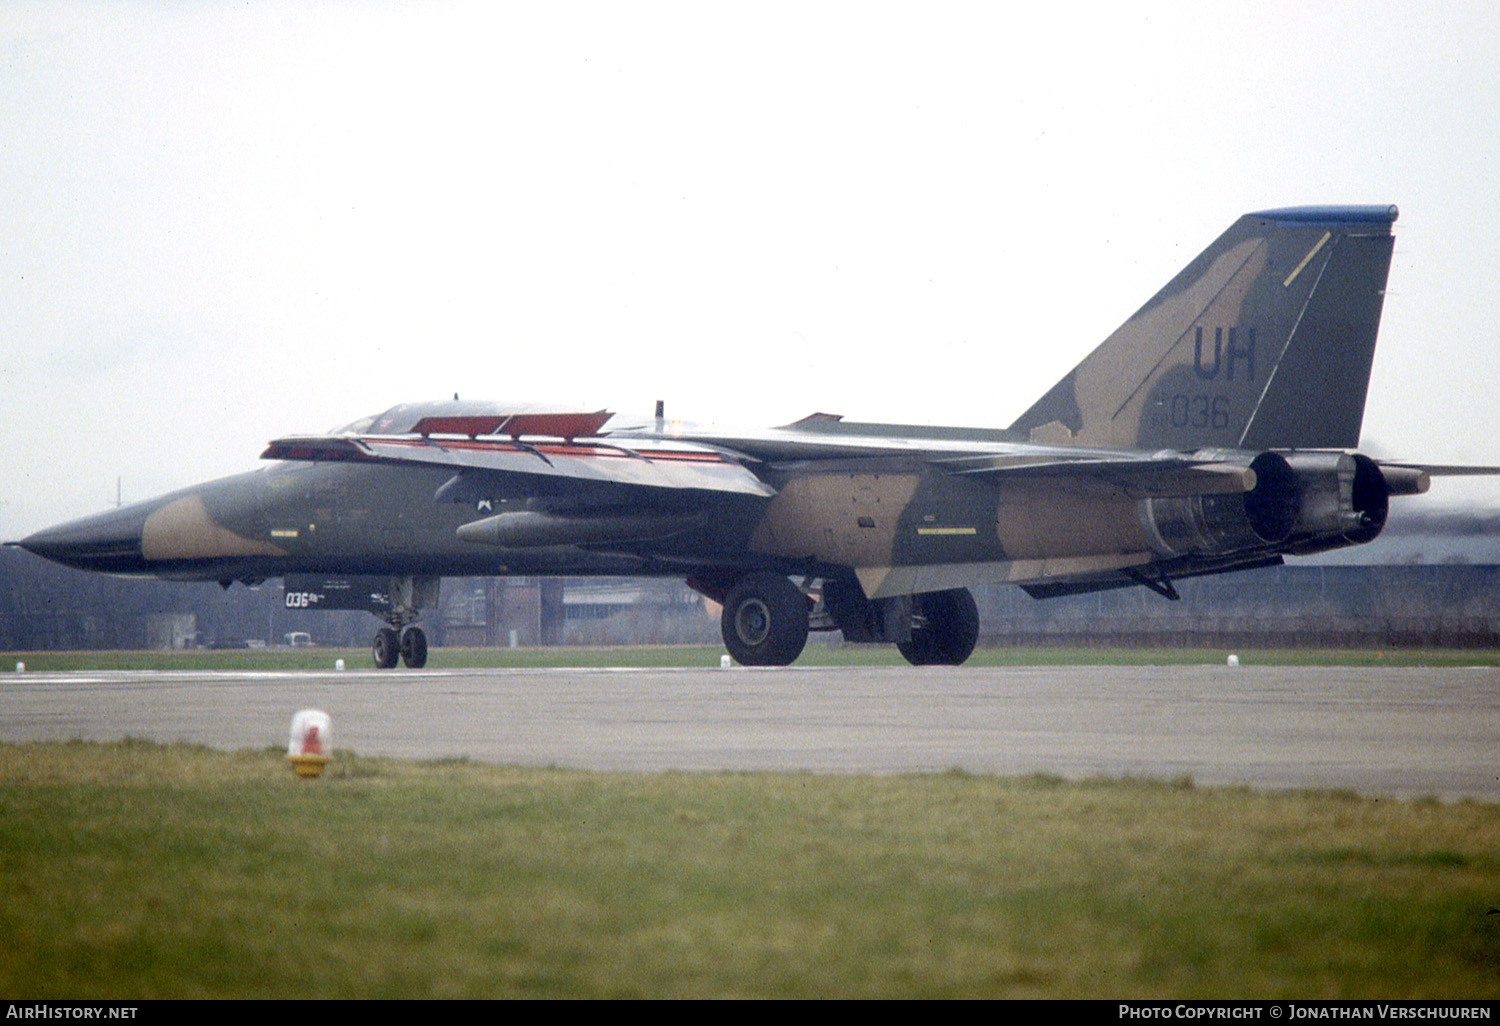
[1173,394,1231,430]
[1151,394,1232,431]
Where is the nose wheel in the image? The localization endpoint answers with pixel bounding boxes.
[400,626,428,668]
[370,575,437,669]
[373,625,428,669]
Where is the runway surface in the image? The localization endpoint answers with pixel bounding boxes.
[1,663,1496,800]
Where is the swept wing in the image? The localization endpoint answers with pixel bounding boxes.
[261,433,776,499]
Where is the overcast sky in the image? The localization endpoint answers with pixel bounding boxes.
[3,1,1499,538]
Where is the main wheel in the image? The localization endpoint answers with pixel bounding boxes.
[400,626,428,669]
[897,588,980,666]
[721,573,809,666]
[373,627,401,669]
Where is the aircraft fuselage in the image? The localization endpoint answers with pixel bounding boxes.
[18,204,1483,667]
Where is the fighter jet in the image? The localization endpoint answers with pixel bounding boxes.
[16,205,1491,667]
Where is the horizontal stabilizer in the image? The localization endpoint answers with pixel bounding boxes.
[1378,461,1500,476]
[1373,461,1500,497]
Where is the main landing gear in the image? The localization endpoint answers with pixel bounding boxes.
[694,572,980,667]
[720,572,811,667]
[896,588,980,666]
[371,575,438,669]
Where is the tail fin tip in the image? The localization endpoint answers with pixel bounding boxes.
[1248,204,1398,226]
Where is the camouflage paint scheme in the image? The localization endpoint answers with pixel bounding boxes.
[18,206,1488,666]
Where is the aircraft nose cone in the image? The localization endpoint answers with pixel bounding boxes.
[16,504,154,574]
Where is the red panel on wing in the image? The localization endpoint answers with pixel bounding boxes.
[496,410,613,439]
[409,410,613,439]
[410,415,508,437]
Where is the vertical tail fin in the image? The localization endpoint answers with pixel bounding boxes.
[1009,205,1398,451]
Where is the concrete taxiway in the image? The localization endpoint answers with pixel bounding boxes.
[0,663,1496,800]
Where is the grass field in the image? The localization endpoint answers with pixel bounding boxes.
[1,740,1497,999]
[6,643,1500,673]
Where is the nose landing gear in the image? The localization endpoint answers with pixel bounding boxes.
[371,575,437,669]
[372,625,428,669]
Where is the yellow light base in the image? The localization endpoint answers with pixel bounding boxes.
[287,754,331,778]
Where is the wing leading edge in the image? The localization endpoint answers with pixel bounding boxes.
[261,433,777,499]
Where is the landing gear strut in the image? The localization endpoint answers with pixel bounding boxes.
[371,575,437,669]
